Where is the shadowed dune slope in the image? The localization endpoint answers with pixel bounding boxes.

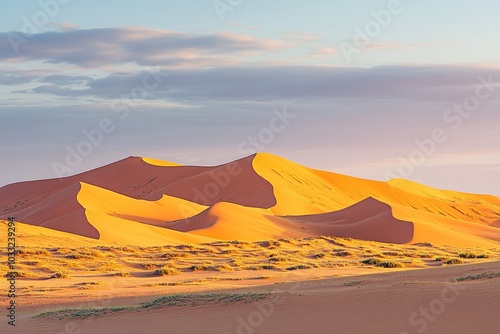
[0,183,98,238]
[286,197,414,244]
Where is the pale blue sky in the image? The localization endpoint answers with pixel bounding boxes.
[3,0,500,66]
[1,1,500,195]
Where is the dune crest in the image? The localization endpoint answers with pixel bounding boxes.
[141,157,181,167]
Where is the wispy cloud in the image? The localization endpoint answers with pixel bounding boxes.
[0,28,289,67]
[363,40,460,51]
[308,47,337,58]
[12,65,500,104]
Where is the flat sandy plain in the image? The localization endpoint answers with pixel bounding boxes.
[1,229,499,334]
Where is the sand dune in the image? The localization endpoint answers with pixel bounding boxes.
[287,197,415,244]
[1,153,499,247]
[78,182,207,224]
[167,201,308,241]
[0,182,98,238]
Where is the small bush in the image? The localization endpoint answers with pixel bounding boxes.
[113,272,132,277]
[382,252,400,257]
[445,259,463,265]
[459,252,477,259]
[143,263,160,270]
[154,267,180,276]
[214,263,234,271]
[377,261,405,268]
[246,264,277,270]
[268,256,289,263]
[286,264,312,271]
[334,251,353,257]
[18,248,50,256]
[51,271,70,279]
[261,264,276,270]
[66,250,103,260]
[361,258,382,266]
[459,253,489,259]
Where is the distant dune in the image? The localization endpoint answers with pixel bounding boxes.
[1,153,499,247]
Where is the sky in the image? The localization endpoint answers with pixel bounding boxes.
[1,0,500,196]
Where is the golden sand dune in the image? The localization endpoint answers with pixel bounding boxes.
[167,201,308,241]
[78,182,207,225]
[1,153,499,247]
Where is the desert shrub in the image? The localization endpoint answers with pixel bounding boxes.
[120,247,137,253]
[459,252,477,259]
[459,253,489,259]
[214,263,234,271]
[229,259,244,268]
[418,253,435,259]
[445,259,463,265]
[376,261,405,268]
[189,262,216,271]
[153,267,179,276]
[96,262,121,272]
[143,263,160,270]
[382,252,400,257]
[66,250,103,260]
[161,252,188,259]
[261,264,276,270]
[334,250,353,257]
[74,281,102,286]
[113,272,132,277]
[286,264,312,271]
[18,248,50,256]
[221,249,238,255]
[246,264,276,270]
[51,271,70,279]
[361,258,382,265]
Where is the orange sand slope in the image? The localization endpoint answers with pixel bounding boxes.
[1,153,499,247]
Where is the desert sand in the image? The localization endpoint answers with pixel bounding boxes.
[1,153,499,333]
[1,153,499,247]
[1,258,499,334]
